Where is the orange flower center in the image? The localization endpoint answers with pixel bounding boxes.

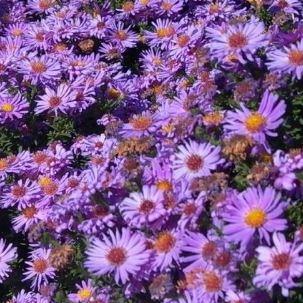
[39,0,54,10]
[272,253,291,270]
[183,202,197,216]
[177,35,190,47]
[154,232,176,253]
[48,96,61,108]
[139,200,155,214]
[156,26,175,38]
[31,61,47,74]
[203,112,223,126]
[288,50,303,66]
[140,0,150,4]
[156,180,172,191]
[228,33,248,49]
[33,259,48,273]
[1,103,14,112]
[116,30,128,41]
[0,159,8,170]
[122,1,134,12]
[202,271,222,292]
[11,185,26,198]
[77,288,92,300]
[209,3,220,14]
[11,28,23,37]
[214,251,231,267]
[22,206,37,218]
[245,113,266,133]
[106,247,126,265]
[33,152,48,164]
[130,116,152,131]
[161,1,173,11]
[244,208,266,228]
[35,32,45,42]
[186,154,203,171]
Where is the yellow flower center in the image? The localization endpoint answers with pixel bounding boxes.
[130,116,152,131]
[39,176,53,187]
[1,103,14,112]
[156,26,175,38]
[77,288,92,300]
[245,113,266,133]
[245,208,266,228]
[156,180,172,191]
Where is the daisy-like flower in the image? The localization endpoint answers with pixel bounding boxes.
[108,22,138,49]
[226,290,251,303]
[120,185,167,228]
[269,0,302,15]
[27,0,58,13]
[224,90,286,146]
[152,229,183,270]
[267,39,303,80]
[68,280,96,303]
[85,229,150,284]
[254,232,303,296]
[35,83,77,115]
[18,54,61,84]
[0,239,17,282]
[222,186,287,246]
[173,140,223,180]
[23,248,55,290]
[158,0,184,16]
[0,93,28,122]
[206,19,268,63]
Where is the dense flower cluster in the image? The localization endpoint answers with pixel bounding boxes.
[1,0,303,302]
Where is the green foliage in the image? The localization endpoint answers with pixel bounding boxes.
[0,127,21,156]
[287,201,303,229]
[47,117,76,144]
[257,7,273,27]
[231,162,250,191]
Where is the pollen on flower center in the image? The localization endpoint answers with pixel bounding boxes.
[154,232,176,253]
[130,116,152,131]
[202,241,217,259]
[177,35,190,47]
[0,159,8,170]
[33,258,48,273]
[183,202,197,215]
[156,26,175,38]
[139,199,155,214]
[245,113,266,133]
[77,288,92,300]
[186,154,203,171]
[11,185,26,198]
[1,103,14,112]
[11,28,23,37]
[122,1,134,12]
[202,271,222,292]
[245,208,266,228]
[22,206,37,218]
[39,0,54,10]
[116,30,128,41]
[106,247,127,265]
[228,32,248,49]
[48,96,62,108]
[272,253,291,270]
[156,180,172,191]
[31,61,47,74]
[161,1,173,11]
[288,50,303,66]
[39,176,53,187]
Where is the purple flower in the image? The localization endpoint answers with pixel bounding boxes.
[0,93,28,122]
[68,280,96,303]
[85,228,150,284]
[224,90,286,146]
[254,232,303,296]
[222,186,287,246]
[0,239,17,282]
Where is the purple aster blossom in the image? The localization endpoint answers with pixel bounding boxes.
[267,39,303,80]
[206,19,268,63]
[35,83,77,116]
[27,0,58,14]
[226,290,251,303]
[157,0,184,16]
[120,185,167,229]
[85,228,150,284]
[67,279,96,303]
[269,0,302,15]
[23,248,55,290]
[6,22,27,39]
[108,21,138,49]
[18,53,61,84]
[173,140,223,180]
[0,93,28,122]
[254,232,303,296]
[0,239,17,282]
[224,90,286,146]
[89,15,110,39]
[24,22,51,51]
[222,186,287,247]
[152,229,183,271]
[1,179,41,209]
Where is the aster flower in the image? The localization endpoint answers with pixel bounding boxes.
[206,19,268,63]
[224,90,286,146]
[27,0,58,13]
[269,0,302,15]
[173,140,223,180]
[254,232,303,296]
[68,280,96,303]
[85,228,150,284]
[0,93,28,122]
[108,22,138,49]
[222,186,287,246]
[158,0,184,16]
[267,39,303,80]
[0,239,17,282]
[121,185,166,228]
[35,83,77,115]
[23,248,55,290]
